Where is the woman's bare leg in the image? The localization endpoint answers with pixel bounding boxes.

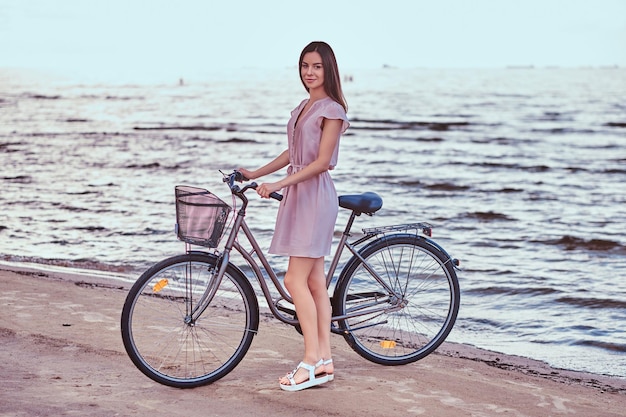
[308,257,333,375]
[279,256,324,385]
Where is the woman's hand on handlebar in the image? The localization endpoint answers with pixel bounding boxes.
[236,168,255,181]
[226,170,283,201]
[256,181,282,199]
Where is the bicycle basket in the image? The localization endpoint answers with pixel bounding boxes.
[175,185,232,248]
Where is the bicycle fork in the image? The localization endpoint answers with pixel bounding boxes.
[183,244,230,325]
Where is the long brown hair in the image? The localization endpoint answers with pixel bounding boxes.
[299,41,348,112]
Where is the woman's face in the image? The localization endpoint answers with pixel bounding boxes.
[300,51,325,92]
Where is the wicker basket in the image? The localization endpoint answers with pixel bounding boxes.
[175,185,231,247]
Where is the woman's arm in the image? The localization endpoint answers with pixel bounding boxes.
[238,149,290,180]
[256,118,342,198]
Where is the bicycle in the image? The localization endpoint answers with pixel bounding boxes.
[120,170,460,388]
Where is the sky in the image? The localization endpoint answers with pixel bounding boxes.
[1,0,625,80]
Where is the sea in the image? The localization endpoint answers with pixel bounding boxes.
[1,65,625,378]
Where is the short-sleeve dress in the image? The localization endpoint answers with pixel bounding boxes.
[268,97,350,258]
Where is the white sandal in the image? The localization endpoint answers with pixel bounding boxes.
[323,358,334,381]
[280,359,329,392]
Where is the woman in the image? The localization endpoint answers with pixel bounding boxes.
[238,41,349,391]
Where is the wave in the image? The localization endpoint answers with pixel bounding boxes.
[54,204,90,213]
[0,254,134,274]
[22,132,65,137]
[0,97,14,108]
[379,135,445,143]
[132,124,277,138]
[456,317,501,330]
[530,127,598,134]
[498,187,524,193]
[450,161,552,172]
[64,190,100,196]
[350,117,473,131]
[513,164,551,172]
[75,226,108,232]
[565,166,589,173]
[433,113,476,118]
[389,178,420,187]
[425,182,471,192]
[461,211,514,221]
[572,340,626,353]
[385,179,473,191]
[555,296,626,310]
[540,235,624,252]
[134,125,221,131]
[25,93,61,100]
[222,138,259,143]
[415,137,444,142]
[528,111,576,122]
[463,161,519,169]
[603,168,626,174]
[470,137,538,145]
[466,286,561,297]
[62,226,168,237]
[605,122,626,128]
[105,95,143,101]
[125,162,182,170]
[2,175,32,183]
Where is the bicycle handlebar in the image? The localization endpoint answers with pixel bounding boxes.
[223,170,283,202]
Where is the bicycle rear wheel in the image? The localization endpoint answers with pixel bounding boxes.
[120,253,259,388]
[333,234,459,365]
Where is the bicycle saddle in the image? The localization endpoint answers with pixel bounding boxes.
[338,192,383,214]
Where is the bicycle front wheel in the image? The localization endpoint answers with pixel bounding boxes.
[120,253,259,388]
[334,235,460,365]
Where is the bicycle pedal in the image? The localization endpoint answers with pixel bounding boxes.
[276,303,295,316]
[330,323,349,336]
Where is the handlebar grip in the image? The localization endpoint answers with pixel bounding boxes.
[269,192,283,201]
[235,171,248,182]
[248,181,283,201]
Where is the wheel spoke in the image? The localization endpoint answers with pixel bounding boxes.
[121,254,259,387]
[336,236,459,364]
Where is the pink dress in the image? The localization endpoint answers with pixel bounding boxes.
[269,97,350,257]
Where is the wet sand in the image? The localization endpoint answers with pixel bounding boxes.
[0,264,624,417]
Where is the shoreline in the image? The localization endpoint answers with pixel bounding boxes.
[3,260,626,387]
[1,263,625,416]
[4,258,625,382]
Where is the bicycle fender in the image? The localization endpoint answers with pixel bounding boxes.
[418,237,461,271]
[353,234,459,271]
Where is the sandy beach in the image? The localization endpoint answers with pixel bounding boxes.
[0,264,624,417]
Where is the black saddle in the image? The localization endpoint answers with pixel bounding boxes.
[338,192,383,214]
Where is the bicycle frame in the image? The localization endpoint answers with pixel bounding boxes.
[190,182,407,332]
[122,172,461,388]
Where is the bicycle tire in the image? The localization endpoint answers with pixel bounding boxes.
[333,234,460,365]
[120,252,259,388]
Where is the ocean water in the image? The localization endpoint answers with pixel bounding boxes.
[1,66,625,378]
